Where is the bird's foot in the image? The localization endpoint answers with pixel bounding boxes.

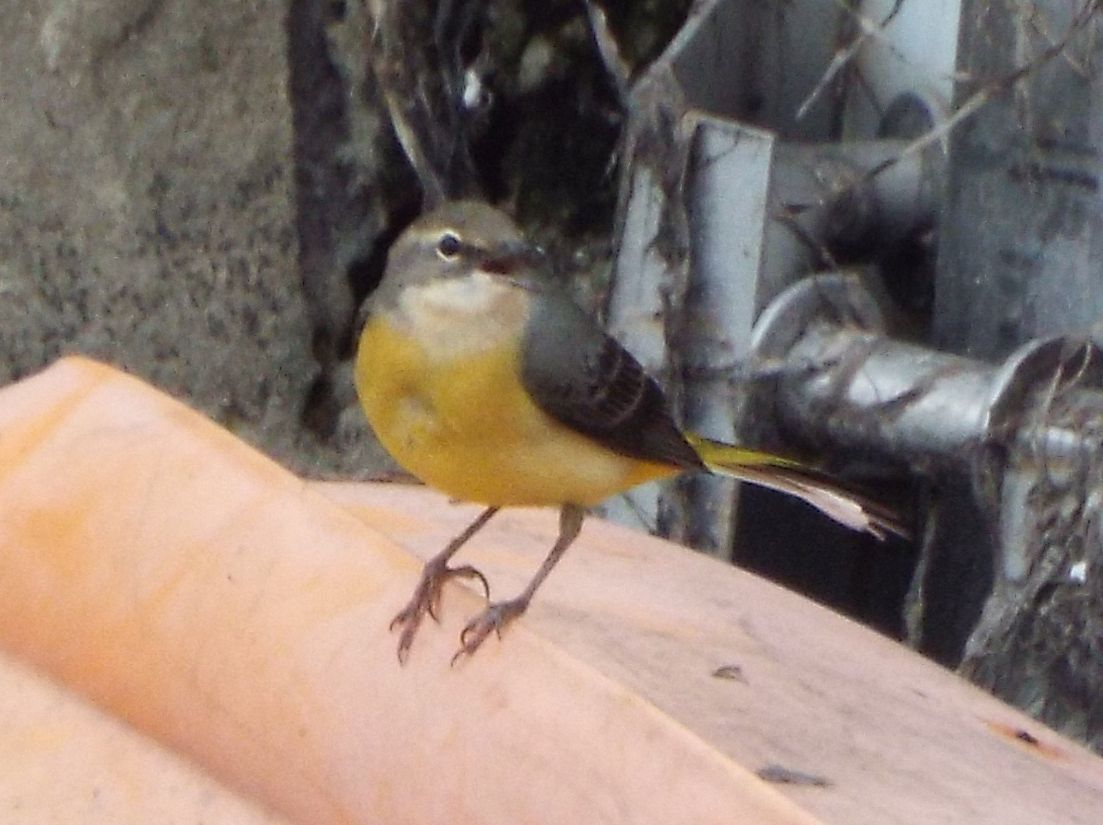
[451,597,530,665]
[390,557,490,664]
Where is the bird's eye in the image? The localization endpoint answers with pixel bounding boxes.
[436,231,462,260]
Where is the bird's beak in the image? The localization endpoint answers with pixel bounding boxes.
[478,240,546,276]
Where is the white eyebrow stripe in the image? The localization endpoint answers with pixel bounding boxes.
[410,226,463,243]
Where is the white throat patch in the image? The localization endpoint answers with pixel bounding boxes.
[395,272,529,359]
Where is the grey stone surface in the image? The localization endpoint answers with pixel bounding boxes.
[0,0,387,476]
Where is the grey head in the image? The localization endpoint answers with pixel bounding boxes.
[365,201,542,314]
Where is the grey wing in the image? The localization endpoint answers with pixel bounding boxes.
[519,288,704,471]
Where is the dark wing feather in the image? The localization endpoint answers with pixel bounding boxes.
[520,287,704,471]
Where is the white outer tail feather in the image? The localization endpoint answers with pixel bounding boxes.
[708,462,905,541]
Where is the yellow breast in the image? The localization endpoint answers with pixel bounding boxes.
[354,277,675,507]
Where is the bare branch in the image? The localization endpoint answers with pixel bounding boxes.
[864,0,1101,184]
[797,0,907,121]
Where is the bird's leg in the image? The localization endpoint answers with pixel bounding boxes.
[391,505,499,664]
[452,504,585,663]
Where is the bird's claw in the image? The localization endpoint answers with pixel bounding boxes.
[450,599,528,666]
[390,558,491,664]
[426,564,489,621]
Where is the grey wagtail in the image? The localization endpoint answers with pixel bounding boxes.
[355,200,904,663]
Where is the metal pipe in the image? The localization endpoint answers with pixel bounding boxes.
[777,321,992,473]
[752,275,1103,481]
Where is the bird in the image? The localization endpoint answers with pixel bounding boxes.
[354,200,905,663]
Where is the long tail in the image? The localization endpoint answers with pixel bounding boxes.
[686,434,909,540]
